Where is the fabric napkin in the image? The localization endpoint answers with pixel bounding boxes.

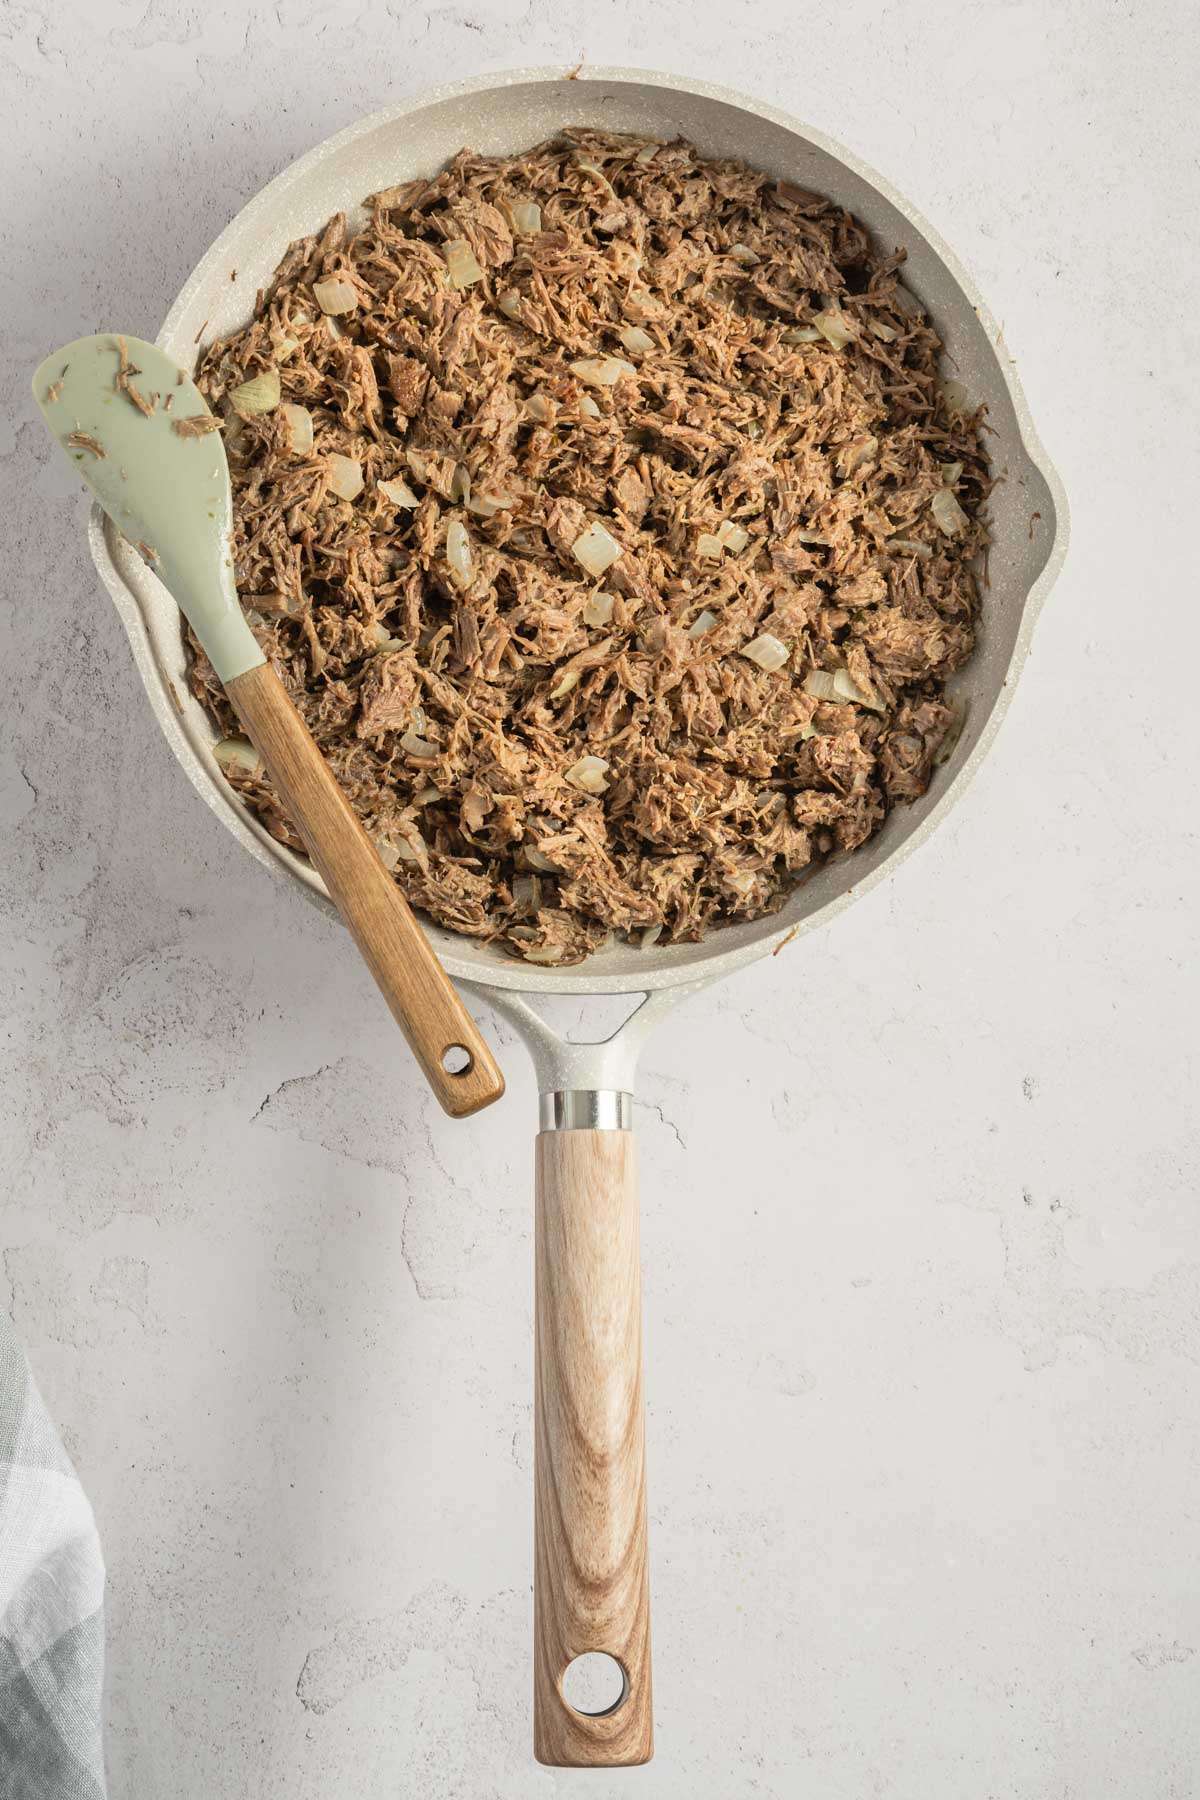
[0,1311,105,1798]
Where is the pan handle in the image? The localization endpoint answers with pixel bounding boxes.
[533,1117,653,1767]
[473,988,692,1765]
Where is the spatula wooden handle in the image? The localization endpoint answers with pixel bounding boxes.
[533,1129,653,1766]
[225,660,503,1118]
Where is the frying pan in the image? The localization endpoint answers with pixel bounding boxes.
[85,68,1067,1767]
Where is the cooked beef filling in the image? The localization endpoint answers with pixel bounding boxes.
[189,130,988,965]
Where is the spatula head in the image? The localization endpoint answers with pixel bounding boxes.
[32,333,262,682]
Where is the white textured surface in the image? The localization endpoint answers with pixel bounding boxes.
[2,4,1197,1796]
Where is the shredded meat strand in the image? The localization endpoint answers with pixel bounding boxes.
[172,413,222,438]
[190,131,989,965]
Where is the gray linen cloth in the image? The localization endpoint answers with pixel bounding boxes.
[0,1311,105,1798]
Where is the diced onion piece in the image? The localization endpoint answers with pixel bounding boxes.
[577,394,601,418]
[798,720,818,741]
[832,668,870,705]
[394,830,424,863]
[467,488,515,518]
[229,367,280,416]
[525,391,552,421]
[281,401,313,453]
[451,462,471,503]
[374,836,401,872]
[887,536,932,560]
[510,200,542,234]
[312,276,358,315]
[795,529,829,545]
[377,476,420,509]
[696,532,724,561]
[640,924,663,947]
[273,334,300,361]
[565,754,610,794]
[870,319,899,342]
[571,522,622,576]
[782,325,821,344]
[526,846,561,873]
[214,737,262,777]
[941,379,970,415]
[369,622,405,650]
[570,356,636,387]
[327,453,363,500]
[724,866,760,902]
[841,435,878,476]
[446,517,473,587]
[549,669,579,702]
[619,325,655,355]
[803,670,841,701]
[582,592,615,627]
[413,785,442,806]
[635,142,659,164]
[405,448,430,483]
[728,243,760,266]
[717,521,750,552]
[742,632,789,673]
[940,461,964,486]
[498,288,522,318]
[574,154,615,193]
[512,875,539,910]
[931,487,969,536]
[624,285,663,318]
[399,728,438,758]
[688,609,717,640]
[813,308,856,349]
[443,238,484,288]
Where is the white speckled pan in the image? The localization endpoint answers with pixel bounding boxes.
[87,68,1067,1766]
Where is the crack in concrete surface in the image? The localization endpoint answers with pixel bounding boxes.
[637,1097,687,1151]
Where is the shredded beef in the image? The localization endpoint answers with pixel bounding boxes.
[189,131,989,965]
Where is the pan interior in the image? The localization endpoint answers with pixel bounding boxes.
[96,71,1064,997]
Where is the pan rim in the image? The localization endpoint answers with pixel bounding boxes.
[89,63,1069,997]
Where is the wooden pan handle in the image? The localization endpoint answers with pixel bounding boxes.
[534,1129,652,1766]
[225,661,504,1119]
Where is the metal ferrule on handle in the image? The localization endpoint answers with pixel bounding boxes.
[539,1091,633,1132]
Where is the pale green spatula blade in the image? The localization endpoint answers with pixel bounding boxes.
[32,333,263,683]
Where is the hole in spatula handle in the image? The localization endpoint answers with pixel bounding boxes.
[441,1043,473,1076]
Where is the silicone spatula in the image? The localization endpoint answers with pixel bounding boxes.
[33,333,504,1119]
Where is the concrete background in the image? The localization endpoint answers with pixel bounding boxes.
[2,2,1197,1795]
